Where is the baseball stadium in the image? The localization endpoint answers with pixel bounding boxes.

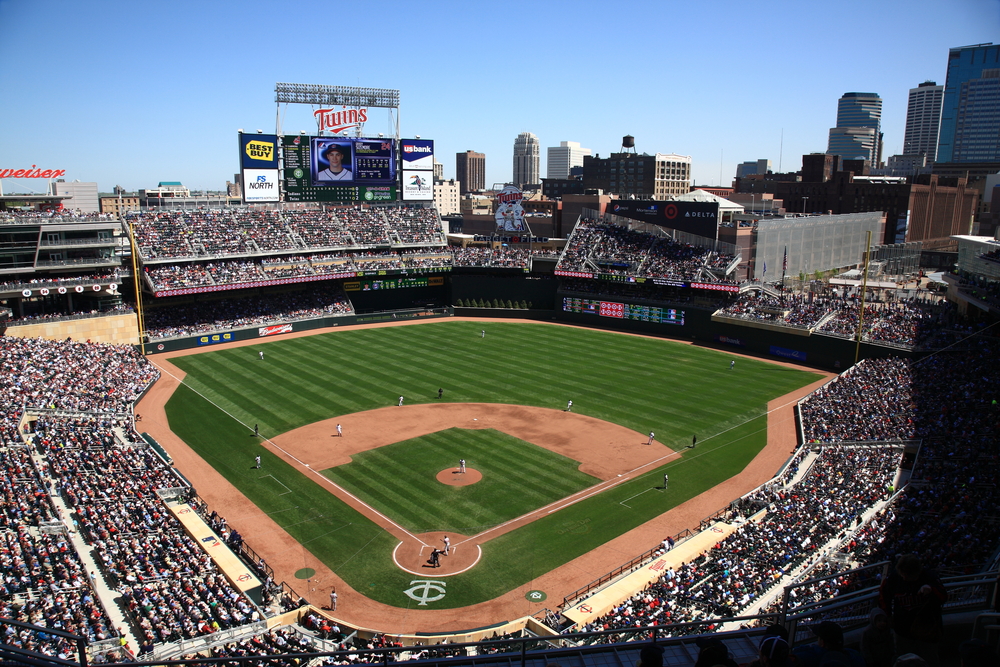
[2,139,1000,666]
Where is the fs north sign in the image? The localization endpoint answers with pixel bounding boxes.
[242,169,279,202]
[0,166,66,178]
[314,106,368,134]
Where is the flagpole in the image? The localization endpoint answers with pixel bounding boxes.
[781,245,787,303]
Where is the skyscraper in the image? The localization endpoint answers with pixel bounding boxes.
[547,141,592,179]
[827,92,883,163]
[456,150,485,194]
[938,43,1000,163]
[512,132,540,188]
[903,81,944,163]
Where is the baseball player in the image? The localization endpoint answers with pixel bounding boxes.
[566,400,573,412]
[459,459,466,474]
[730,359,735,370]
[647,431,655,445]
[398,396,404,407]
[336,424,342,437]
[663,473,669,490]
[255,455,261,469]
[259,351,264,360]
[442,535,450,555]
[329,590,337,611]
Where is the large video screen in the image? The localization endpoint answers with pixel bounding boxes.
[282,135,397,203]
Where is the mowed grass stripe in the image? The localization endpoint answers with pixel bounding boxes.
[322,429,599,534]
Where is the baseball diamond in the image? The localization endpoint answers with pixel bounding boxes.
[137,318,827,632]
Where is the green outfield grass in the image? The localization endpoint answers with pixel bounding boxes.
[165,320,822,608]
[321,428,600,534]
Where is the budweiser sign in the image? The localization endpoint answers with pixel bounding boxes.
[314,106,368,134]
[0,166,66,178]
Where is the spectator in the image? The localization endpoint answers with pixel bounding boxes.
[879,554,947,666]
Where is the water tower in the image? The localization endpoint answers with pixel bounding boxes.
[621,135,636,154]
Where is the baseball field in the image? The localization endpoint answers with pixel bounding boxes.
[156,320,823,611]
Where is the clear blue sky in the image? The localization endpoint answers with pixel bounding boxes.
[1,0,997,194]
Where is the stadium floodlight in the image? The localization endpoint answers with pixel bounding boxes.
[274,82,400,109]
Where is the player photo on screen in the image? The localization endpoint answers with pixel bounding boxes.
[314,142,354,183]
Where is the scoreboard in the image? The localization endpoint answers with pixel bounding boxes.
[562,297,684,325]
[281,135,397,203]
[344,276,443,291]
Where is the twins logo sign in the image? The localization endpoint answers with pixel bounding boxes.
[404,580,446,605]
[494,185,527,232]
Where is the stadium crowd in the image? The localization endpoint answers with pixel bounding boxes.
[128,206,444,260]
[558,219,735,283]
[717,290,951,346]
[141,287,352,340]
[452,247,558,268]
[577,444,901,637]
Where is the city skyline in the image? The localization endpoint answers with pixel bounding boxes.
[0,0,997,194]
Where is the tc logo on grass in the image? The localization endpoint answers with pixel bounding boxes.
[404,580,446,606]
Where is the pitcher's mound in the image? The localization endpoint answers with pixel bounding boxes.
[436,468,482,486]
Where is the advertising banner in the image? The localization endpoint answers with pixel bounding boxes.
[714,334,746,347]
[197,333,234,346]
[402,170,434,201]
[242,169,280,202]
[259,324,293,337]
[400,139,434,171]
[239,134,279,169]
[769,345,806,361]
[607,200,719,239]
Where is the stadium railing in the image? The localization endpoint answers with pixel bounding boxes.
[4,569,997,667]
[0,617,89,667]
[783,568,999,641]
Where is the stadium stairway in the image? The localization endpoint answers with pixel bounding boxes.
[28,443,139,655]
[780,450,819,487]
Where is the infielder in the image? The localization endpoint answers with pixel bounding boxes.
[255,455,261,469]
[663,473,669,490]
[566,400,573,412]
[647,431,655,445]
[336,424,342,437]
[398,396,404,407]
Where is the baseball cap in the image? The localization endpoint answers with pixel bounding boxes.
[759,636,789,662]
[323,144,348,158]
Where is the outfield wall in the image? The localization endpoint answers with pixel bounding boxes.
[450,273,559,309]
